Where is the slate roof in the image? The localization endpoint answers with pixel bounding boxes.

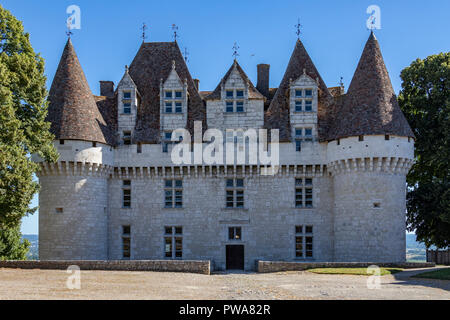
[326,32,414,140]
[205,60,265,101]
[128,41,206,143]
[47,39,113,144]
[265,39,334,142]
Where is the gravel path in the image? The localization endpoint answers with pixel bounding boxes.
[0,267,448,300]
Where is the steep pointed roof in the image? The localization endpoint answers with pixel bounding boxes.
[265,39,334,142]
[327,32,414,140]
[47,39,111,144]
[128,41,205,143]
[205,60,265,100]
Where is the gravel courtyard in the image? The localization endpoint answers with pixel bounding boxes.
[0,267,448,300]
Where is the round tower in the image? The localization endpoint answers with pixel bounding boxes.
[36,38,114,260]
[326,32,415,262]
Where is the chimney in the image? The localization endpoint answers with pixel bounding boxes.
[193,79,200,91]
[100,81,114,97]
[256,64,270,97]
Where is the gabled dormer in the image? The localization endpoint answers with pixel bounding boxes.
[117,65,140,146]
[160,60,188,129]
[205,60,265,131]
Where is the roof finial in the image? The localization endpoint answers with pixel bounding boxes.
[303,68,306,75]
[125,65,129,73]
[295,18,302,39]
[172,60,176,70]
[232,42,239,61]
[339,76,344,87]
[172,24,179,42]
[141,23,148,42]
[66,16,73,38]
[183,47,189,62]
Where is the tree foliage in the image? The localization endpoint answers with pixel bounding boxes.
[398,52,450,249]
[0,5,58,259]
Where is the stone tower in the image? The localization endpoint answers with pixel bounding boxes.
[37,39,113,260]
[326,32,415,262]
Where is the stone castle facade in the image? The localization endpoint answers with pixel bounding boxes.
[36,31,415,270]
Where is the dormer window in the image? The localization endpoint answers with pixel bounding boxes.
[164,90,183,114]
[123,102,131,114]
[123,91,131,99]
[224,89,245,113]
[293,88,314,112]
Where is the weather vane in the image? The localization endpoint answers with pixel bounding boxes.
[232,42,239,60]
[66,17,73,38]
[339,76,344,87]
[172,24,179,42]
[183,47,189,62]
[295,19,302,39]
[141,23,147,42]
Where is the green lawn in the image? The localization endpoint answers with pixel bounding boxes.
[413,268,450,280]
[307,267,403,276]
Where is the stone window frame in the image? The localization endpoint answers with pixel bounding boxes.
[225,178,245,208]
[228,226,242,241]
[295,178,313,208]
[122,225,131,259]
[164,179,183,208]
[164,89,184,114]
[224,89,246,113]
[295,225,314,259]
[294,127,314,152]
[164,226,183,259]
[293,88,314,113]
[122,180,131,208]
[122,90,132,114]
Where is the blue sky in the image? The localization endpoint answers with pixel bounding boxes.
[3,0,448,234]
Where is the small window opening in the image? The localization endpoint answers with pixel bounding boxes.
[385,135,390,140]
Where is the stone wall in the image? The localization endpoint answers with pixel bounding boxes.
[257,260,435,273]
[0,260,211,275]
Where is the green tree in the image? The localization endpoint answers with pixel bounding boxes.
[398,52,450,249]
[0,5,58,259]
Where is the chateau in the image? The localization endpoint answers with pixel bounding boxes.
[36,31,415,270]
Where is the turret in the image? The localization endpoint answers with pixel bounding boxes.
[37,38,113,260]
[326,32,415,262]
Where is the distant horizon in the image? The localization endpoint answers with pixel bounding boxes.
[4,0,448,235]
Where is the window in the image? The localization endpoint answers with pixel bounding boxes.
[295,129,302,152]
[359,135,364,141]
[137,143,142,154]
[164,226,183,259]
[123,131,131,145]
[123,91,131,99]
[122,225,131,259]
[294,128,313,151]
[295,178,313,208]
[295,100,302,112]
[164,90,183,113]
[224,89,245,113]
[123,102,131,114]
[165,179,183,208]
[295,225,313,258]
[123,180,131,208]
[226,178,244,208]
[293,89,314,112]
[162,132,181,153]
[55,208,63,214]
[60,139,64,145]
[228,227,242,240]
[385,135,390,141]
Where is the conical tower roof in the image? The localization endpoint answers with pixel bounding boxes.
[327,32,414,140]
[265,39,334,142]
[47,38,109,144]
